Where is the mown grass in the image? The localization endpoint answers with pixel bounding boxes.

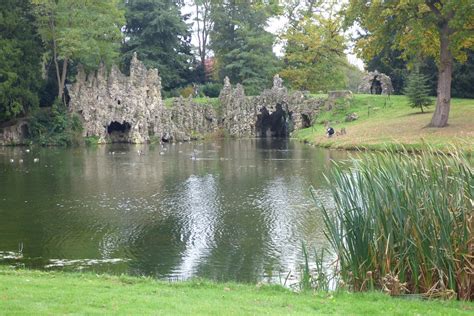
[0,268,473,315]
[296,94,474,153]
[318,149,473,300]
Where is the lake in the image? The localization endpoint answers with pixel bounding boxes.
[0,139,350,284]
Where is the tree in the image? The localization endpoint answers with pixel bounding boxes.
[190,0,213,81]
[346,0,474,127]
[0,0,43,121]
[452,50,474,99]
[122,0,193,90]
[404,70,433,113]
[280,2,347,92]
[32,0,124,102]
[210,0,281,94]
[366,46,408,95]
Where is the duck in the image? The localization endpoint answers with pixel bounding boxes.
[33,158,39,163]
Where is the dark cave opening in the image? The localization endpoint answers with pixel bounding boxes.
[107,121,131,143]
[256,103,293,138]
[370,76,383,94]
[301,114,311,128]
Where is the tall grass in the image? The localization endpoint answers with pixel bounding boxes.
[317,149,473,300]
[299,243,330,292]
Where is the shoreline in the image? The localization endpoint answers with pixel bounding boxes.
[0,268,472,314]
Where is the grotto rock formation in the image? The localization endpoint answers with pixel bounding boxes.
[358,70,394,95]
[219,75,324,137]
[69,53,217,143]
[68,54,322,144]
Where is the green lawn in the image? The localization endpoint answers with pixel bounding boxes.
[0,269,472,315]
[296,94,474,153]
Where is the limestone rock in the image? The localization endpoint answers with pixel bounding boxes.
[0,119,30,145]
[69,53,217,143]
[358,71,393,95]
[219,74,323,137]
[67,59,322,143]
[345,112,359,122]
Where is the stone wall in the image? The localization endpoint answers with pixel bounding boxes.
[219,75,324,137]
[69,53,217,143]
[0,119,30,145]
[68,54,323,143]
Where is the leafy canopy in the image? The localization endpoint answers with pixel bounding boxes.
[345,0,474,64]
[122,0,193,90]
[280,11,347,92]
[210,0,281,95]
[0,0,43,121]
[32,0,125,71]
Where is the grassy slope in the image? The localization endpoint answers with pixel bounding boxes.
[295,95,474,153]
[0,269,473,315]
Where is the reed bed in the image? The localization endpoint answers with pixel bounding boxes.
[317,149,473,300]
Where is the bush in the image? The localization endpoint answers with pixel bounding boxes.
[201,83,223,98]
[180,86,195,98]
[29,99,83,146]
[318,149,473,300]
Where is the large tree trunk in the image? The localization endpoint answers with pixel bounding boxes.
[430,22,453,127]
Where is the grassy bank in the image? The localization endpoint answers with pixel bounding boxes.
[295,95,474,153]
[0,269,473,315]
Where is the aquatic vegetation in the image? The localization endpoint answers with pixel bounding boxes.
[317,149,473,300]
[299,243,331,292]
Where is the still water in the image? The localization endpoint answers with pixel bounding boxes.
[0,139,350,284]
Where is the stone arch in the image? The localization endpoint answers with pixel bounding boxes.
[255,103,294,138]
[106,121,131,143]
[370,76,383,94]
[301,113,311,128]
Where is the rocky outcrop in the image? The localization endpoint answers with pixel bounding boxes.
[0,119,30,145]
[220,75,323,137]
[358,71,393,95]
[69,53,216,143]
[68,55,322,143]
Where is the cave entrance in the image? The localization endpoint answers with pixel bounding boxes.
[20,124,30,139]
[301,114,311,128]
[107,121,131,143]
[370,76,383,94]
[256,103,293,138]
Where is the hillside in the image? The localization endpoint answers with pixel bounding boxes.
[295,95,474,153]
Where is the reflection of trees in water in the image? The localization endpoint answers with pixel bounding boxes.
[126,215,186,277]
[0,140,353,281]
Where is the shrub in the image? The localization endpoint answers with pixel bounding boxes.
[180,86,195,98]
[201,83,223,98]
[317,149,473,300]
[29,99,83,146]
[404,70,433,113]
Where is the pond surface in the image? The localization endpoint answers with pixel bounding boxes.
[0,139,350,284]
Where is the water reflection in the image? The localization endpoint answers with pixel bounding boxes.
[0,139,351,283]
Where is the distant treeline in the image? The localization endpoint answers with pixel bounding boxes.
[1,0,473,123]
